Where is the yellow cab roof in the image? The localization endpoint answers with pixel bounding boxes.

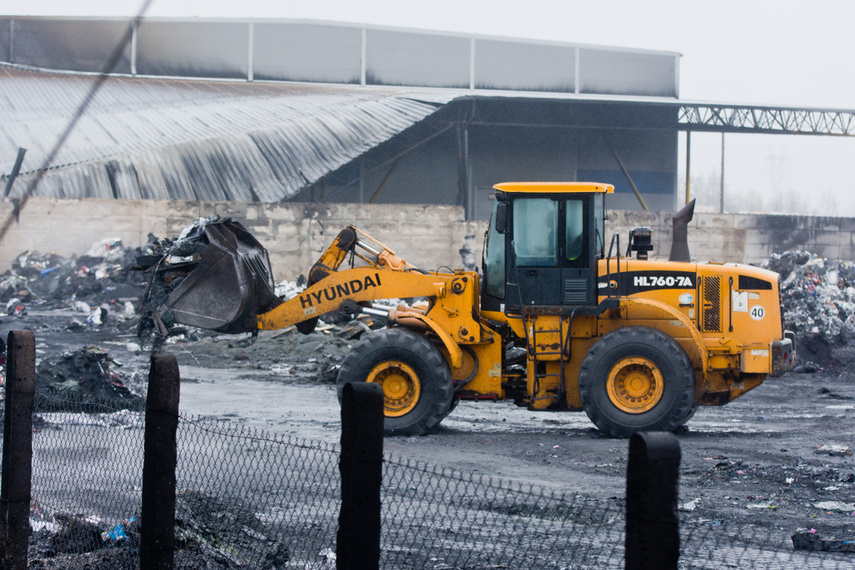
[493,182,614,194]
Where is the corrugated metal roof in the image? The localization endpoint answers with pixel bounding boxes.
[0,65,444,201]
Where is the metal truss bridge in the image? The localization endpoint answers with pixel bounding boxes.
[678,104,855,136]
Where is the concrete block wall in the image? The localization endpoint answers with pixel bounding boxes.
[0,197,852,281]
[610,210,855,266]
[0,198,483,282]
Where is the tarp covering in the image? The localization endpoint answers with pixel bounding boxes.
[0,65,443,201]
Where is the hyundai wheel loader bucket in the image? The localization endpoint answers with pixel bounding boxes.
[155,218,282,334]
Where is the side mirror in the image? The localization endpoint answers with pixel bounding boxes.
[495,202,507,234]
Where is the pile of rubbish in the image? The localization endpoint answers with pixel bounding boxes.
[764,251,855,356]
[28,489,289,569]
[35,346,144,413]
[0,237,153,331]
[174,490,290,568]
[28,513,140,569]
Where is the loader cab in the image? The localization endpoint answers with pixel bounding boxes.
[482,182,614,314]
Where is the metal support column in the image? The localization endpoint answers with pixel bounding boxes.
[720,133,726,214]
[684,131,691,206]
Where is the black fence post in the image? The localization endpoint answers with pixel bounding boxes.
[337,382,384,570]
[140,354,180,570]
[0,331,35,570]
[625,431,681,570]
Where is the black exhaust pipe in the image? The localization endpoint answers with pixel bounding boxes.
[669,199,696,263]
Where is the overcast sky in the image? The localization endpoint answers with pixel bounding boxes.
[10,0,855,215]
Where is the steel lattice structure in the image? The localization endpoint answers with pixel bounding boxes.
[679,104,855,136]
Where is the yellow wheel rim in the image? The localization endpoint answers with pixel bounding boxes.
[366,360,421,417]
[606,356,664,413]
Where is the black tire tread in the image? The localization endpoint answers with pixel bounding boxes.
[578,326,695,438]
[337,328,453,436]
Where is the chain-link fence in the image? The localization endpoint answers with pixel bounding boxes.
[20,398,855,569]
[28,401,624,569]
[381,459,625,569]
[2,349,852,568]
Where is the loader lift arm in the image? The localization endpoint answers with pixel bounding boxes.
[290,225,427,334]
[308,226,424,284]
[147,219,484,370]
[256,226,484,370]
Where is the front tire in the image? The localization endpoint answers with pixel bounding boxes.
[337,328,454,436]
[578,327,695,438]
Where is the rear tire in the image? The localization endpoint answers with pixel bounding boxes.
[578,326,695,438]
[337,328,454,436]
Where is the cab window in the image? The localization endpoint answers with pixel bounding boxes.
[484,203,506,299]
[513,198,557,267]
[594,194,605,257]
[565,199,584,261]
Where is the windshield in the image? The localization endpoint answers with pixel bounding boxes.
[484,201,506,299]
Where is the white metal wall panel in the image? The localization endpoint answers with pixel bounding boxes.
[253,23,362,84]
[0,19,11,62]
[366,29,470,88]
[474,39,575,92]
[0,17,681,99]
[6,19,130,74]
[579,48,677,96]
[137,21,249,79]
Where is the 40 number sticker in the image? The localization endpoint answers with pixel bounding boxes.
[749,305,765,321]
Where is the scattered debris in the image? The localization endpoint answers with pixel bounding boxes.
[793,529,855,552]
[679,498,701,512]
[813,501,855,514]
[27,512,141,569]
[100,517,135,545]
[0,239,149,339]
[815,444,852,457]
[175,490,290,567]
[28,491,290,570]
[746,502,778,510]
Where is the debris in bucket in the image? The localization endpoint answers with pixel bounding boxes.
[134,216,282,339]
[35,346,145,413]
[134,215,396,345]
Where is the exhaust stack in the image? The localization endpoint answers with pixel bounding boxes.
[669,199,696,262]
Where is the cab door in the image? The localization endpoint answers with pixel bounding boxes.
[507,195,596,312]
[511,197,562,307]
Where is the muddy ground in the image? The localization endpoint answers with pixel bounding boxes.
[7,308,855,535]
[172,327,855,545]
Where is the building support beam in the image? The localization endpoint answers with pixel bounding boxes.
[604,136,649,211]
[684,131,691,206]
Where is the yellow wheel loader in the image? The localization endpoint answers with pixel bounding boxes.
[144,182,795,437]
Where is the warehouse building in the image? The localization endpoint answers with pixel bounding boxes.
[1,17,688,220]
[3,16,855,235]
